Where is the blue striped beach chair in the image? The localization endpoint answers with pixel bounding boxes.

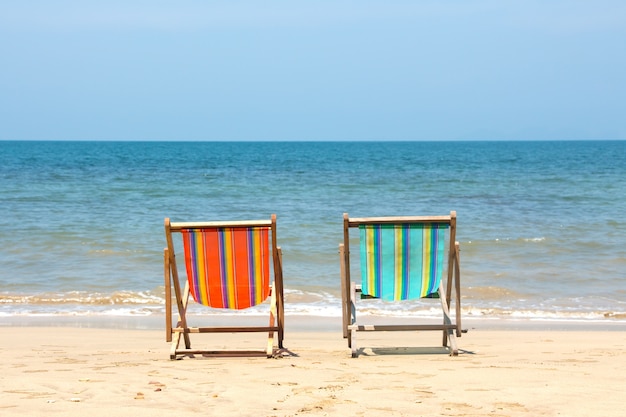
[164,215,284,359]
[339,212,462,357]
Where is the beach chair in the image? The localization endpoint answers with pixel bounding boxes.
[339,211,462,357]
[164,214,284,359]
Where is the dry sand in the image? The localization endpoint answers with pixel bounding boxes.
[1,321,625,416]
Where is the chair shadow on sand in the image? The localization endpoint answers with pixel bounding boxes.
[364,346,475,356]
[168,347,299,360]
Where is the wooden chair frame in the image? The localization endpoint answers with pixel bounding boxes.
[340,211,462,357]
[164,214,284,359]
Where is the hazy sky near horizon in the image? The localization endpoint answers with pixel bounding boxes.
[1,1,625,141]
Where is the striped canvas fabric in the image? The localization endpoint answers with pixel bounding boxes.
[359,223,448,301]
[181,227,271,309]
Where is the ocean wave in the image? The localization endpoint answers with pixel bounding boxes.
[465,236,547,245]
[0,290,164,305]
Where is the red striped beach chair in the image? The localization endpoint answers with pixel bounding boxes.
[164,215,284,359]
[339,211,462,357]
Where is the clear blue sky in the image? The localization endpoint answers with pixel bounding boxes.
[1,1,625,141]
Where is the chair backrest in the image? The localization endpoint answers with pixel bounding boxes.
[166,216,280,310]
[343,212,456,301]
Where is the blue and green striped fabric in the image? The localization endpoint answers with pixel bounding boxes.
[359,223,448,301]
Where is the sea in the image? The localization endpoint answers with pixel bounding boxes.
[1,140,625,328]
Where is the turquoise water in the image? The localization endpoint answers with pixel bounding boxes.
[1,140,625,323]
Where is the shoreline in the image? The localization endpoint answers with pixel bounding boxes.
[2,314,626,332]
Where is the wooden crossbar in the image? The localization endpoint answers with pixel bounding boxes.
[173,326,281,334]
[169,219,272,231]
[349,324,459,332]
[347,215,452,227]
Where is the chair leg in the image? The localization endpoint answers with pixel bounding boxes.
[339,244,349,339]
[278,314,285,349]
[350,327,358,358]
[349,281,359,357]
[276,247,285,349]
[164,249,173,343]
[445,244,462,351]
[448,331,458,356]
[266,333,274,358]
[438,282,458,356]
[441,290,449,348]
[266,284,278,357]
[348,280,355,349]
[170,330,182,360]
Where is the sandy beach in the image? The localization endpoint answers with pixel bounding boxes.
[2,319,625,417]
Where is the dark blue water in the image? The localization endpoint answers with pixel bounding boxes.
[1,140,624,322]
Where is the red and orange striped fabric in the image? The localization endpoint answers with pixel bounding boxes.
[181,227,271,309]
